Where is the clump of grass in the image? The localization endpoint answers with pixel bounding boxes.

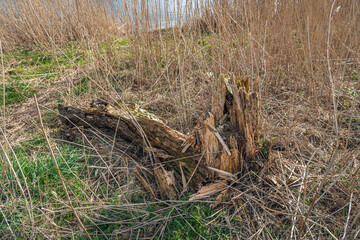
[62,75,91,97]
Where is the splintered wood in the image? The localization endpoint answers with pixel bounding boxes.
[58,75,260,200]
[192,75,260,179]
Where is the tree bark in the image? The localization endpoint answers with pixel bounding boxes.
[58,75,260,200]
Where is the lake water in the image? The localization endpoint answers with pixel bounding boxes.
[112,0,211,29]
[0,0,211,30]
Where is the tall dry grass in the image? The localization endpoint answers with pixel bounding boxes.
[0,0,123,48]
[117,0,359,133]
[0,0,359,238]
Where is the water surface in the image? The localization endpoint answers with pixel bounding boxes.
[112,0,210,29]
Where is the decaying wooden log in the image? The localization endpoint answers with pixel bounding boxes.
[58,74,261,200]
[58,99,207,199]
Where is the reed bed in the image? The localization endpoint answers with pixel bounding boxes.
[0,0,359,239]
[0,0,123,48]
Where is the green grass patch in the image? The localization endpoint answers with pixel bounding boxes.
[86,195,236,239]
[0,81,35,107]
[0,139,89,201]
[0,138,92,237]
[5,46,88,81]
[1,136,236,239]
[1,45,90,106]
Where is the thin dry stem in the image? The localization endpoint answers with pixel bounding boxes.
[0,40,5,132]
[34,94,92,239]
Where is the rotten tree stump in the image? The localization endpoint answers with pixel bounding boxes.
[191,75,260,179]
[58,75,261,200]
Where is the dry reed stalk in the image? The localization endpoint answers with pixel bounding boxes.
[0,40,5,132]
[298,146,339,237]
[34,94,92,239]
[0,207,15,238]
[327,0,339,137]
